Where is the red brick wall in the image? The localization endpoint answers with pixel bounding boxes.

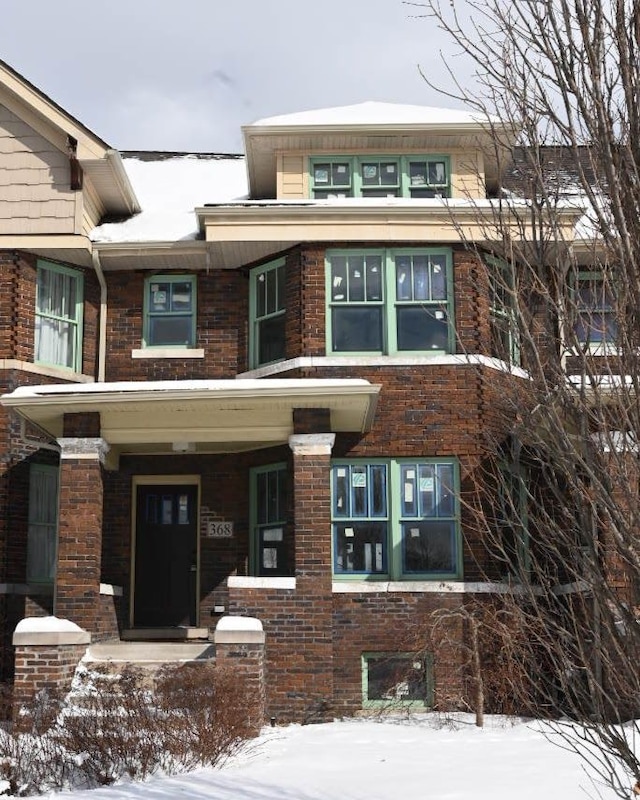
[13,642,86,714]
[104,269,248,381]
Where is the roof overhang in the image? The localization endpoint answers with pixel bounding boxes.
[0,235,95,268]
[1,378,381,466]
[194,200,585,270]
[0,60,140,217]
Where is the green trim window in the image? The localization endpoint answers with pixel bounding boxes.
[249,259,286,368]
[310,156,450,199]
[250,463,289,577]
[35,260,83,371]
[362,652,434,708]
[574,271,617,347]
[332,459,461,580]
[326,248,454,354]
[27,464,59,583]
[143,275,196,348]
[487,255,520,365]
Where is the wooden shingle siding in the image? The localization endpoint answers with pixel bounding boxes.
[0,103,75,234]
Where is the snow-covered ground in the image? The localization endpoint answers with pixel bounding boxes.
[53,715,621,800]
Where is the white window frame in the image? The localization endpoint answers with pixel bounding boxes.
[35,260,83,372]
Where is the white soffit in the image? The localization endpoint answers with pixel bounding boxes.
[1,378,381,453]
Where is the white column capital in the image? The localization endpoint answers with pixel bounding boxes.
[288,433,335,456]
[57,437,110,464]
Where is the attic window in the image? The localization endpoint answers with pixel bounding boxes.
[310,156,449,199]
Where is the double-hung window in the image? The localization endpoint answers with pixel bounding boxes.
[332,459,461,580]
[27,464,59,583]
[310,156,450,199]
[487,255,520,364]
[327,248,453,354]
[250,463,289,576]
[144,275,196,348]
[249,259,286,368]
[35,261,83,371]
[574,271,617,348]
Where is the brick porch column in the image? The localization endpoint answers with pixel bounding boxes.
[54,437,109,634]
[288,432,335,720]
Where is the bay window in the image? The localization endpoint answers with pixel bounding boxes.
[332,459,461,580]
[326,248,453,354]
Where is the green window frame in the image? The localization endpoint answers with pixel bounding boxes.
[326,248,454,355]
[27,464,59,583]
[573,270,617,347]
[310,156,450,199]
[250,463,289,577]
[249,259,286,368]
[331,459,461,580]
[487,255,520,365]
[362,652,434,708]
[143,274,196,348]
[35,260,84,372]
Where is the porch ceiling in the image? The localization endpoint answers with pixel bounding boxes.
[1,378,381,459]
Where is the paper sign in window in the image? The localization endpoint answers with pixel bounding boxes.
[345,527,355,538]
[435,310,444,320]
[263,528,283,542]
[263,548,278,569]
[404,482,414,504]
[420,477,434,492]
[410,527,420,538]
[352,472,366,488]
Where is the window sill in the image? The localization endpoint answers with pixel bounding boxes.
[333,580,505,593]
[239,354,530,379]
[131,348,205,359]
[228,576,296,590]
[0,360,94,383]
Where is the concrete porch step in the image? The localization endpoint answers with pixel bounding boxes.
[85,640,215,665]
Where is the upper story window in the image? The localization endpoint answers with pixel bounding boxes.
[143,275,196,348]
[310,156,450,199]
[249,259,286,368]
[487,255,520,365]
[326,248,454,355]
[35,260,83,372]
[574,271,617,348]
[250,463,289,577]
[331,459,461,580]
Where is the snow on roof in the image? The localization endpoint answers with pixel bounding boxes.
[14,616,83,634]
[249,101,494,128]
[4,377,373,400]
[91,153,248,244]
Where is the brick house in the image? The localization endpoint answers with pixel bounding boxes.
[0,59,594,721]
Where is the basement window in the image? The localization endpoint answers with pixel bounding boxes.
[362,652,433,708]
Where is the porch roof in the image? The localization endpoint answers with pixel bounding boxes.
[1,378,381,463]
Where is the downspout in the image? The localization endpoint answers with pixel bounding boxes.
[92,249,107,383]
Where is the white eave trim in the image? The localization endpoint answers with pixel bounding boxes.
[1,377,380,407]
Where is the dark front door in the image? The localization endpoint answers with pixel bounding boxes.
[134,484,198,627]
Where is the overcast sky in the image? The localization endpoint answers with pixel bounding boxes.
[0,0,474,154]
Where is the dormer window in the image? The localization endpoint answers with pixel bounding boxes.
[310,156,449,199]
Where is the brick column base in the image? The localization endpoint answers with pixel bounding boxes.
[214,617,265,732]
[12,621,90,723]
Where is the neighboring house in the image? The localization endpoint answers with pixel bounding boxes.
[0,59,596,721]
